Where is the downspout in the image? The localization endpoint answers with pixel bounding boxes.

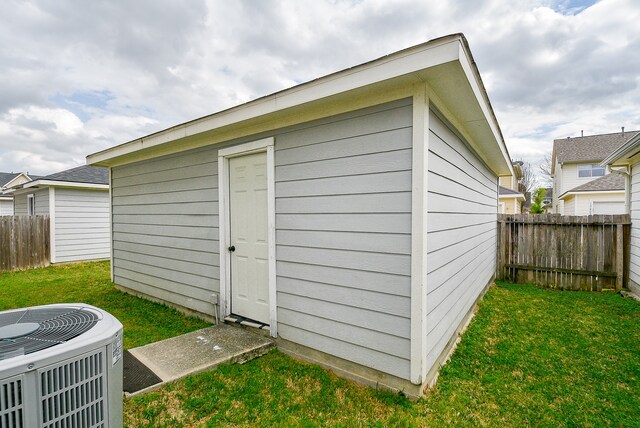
[625,167,631,214]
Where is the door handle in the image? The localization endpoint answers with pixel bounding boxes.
[228,245,235,252]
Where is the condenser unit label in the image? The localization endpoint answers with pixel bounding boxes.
[112,332,123,366]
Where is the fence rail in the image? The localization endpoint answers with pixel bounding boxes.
[0,216,50,272]
[496,214,630,291]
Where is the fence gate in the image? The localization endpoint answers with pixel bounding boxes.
[496,214,629,291]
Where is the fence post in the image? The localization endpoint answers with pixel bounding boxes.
[616,223,624,291]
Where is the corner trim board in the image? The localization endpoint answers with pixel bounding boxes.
[410,84,430,384]
[49,187,56,263]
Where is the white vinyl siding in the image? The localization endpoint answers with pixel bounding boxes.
[0,199,13,216]
[111,146,220,316]
[425,110,497,371]
[629,163,640,291]
[562,192,625,216]
[109,99,413,379]
[14,189,49,216]
[34,189,49,215]
[274,99,413,380]
[630,162,640,288]
[53,188,110,263]
[14,193,27,215]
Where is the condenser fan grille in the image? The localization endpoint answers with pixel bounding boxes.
[0,307,99,360]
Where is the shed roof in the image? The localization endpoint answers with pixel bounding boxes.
[563,171,625,195]
[498,186,522,196]
[4,166,109,195]
[498,186,525,201]
[554,130,640,164]
[37,165,108,185]
[87,33,512,176]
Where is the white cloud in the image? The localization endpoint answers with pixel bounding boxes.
[0,0,638,178]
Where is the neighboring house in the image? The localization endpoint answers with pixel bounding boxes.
[560,171,626,215]
[551,130,638,215]
[542,187,553,212]
[498,186,525,214]
[7,165,110,263]
[86,34,512,397]
[0,172,35,215]
[498,174,525,214]
[602,131,640,296]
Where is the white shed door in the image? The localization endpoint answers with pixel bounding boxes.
[229,152,270,324]
[592,201,626,215]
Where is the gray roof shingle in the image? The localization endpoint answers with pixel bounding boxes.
[554,130,640,164]
[0,172,22,187]
[38,165,108,185]
[566,171,625,193]
[499,186,523,196]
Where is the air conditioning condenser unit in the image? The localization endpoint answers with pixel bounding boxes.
[0,303,123,427]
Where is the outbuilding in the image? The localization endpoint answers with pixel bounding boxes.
[87,34,511,396]
[8,165,110,263]
[602,132,640,297]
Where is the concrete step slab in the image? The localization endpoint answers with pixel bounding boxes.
[126,324,274,396]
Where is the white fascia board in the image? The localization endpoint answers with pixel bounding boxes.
[560,190,625,199]
[602,132,640,166]
[24,180,109,190]
[456,44,512,175]
[87,36,464,166]
[3,173,30,189]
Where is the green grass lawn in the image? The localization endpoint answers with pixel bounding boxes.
[0,261,210,349]
[124,282,640,427]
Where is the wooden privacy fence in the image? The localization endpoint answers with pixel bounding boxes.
[0,216,50,272]
[496,214,630,291]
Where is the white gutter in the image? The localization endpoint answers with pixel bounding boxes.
[559,189,625,199]
[498,193,526,200]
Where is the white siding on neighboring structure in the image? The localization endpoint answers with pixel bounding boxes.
[13,189,49,216]
[13,193,27,215]
[562,192,625,215]
[53,188,110,263]
[111,146,220,316]
[274,99,413,380]
[425,110,497,371]
[563,195,576,214]
[34,189,49,215]
[628,162,640,291]
[0,199,13,216]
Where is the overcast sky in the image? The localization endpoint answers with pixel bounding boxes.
[1,0,638,177]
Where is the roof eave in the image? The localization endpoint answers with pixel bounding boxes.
[601,132,640,166]
[560,189,625,199]
[87,34,511,175]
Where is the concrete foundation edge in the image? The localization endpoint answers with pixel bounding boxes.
[276,338,424,400]
[628,278,640,298]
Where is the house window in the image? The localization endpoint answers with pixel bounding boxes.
[578,163,605,178]
[27,194,35,216]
